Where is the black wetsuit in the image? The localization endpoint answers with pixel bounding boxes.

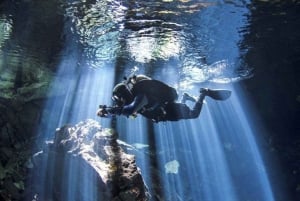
[119,80,205,122]
[160,101,204,122]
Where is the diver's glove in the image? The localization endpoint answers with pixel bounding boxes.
[97,105,123,118]
[97,105,110,117]
[107,106,123,115]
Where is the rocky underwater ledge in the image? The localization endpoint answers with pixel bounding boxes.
[24,119,150,201]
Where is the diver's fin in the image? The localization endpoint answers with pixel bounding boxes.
[205,89,231,100]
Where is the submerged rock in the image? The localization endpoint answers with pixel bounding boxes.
[27,119,149,201]
[164,160,180,174]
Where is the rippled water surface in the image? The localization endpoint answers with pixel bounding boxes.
[64,0,252,85]
[0,0,252,88]
[1,0,298,201]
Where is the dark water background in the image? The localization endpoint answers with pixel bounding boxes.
[242,2,300,201]
[0,0,300,200]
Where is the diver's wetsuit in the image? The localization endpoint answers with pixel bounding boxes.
[106,76,207,122]
[120,92,206,122]
[99,75,230,121]
[121,94,148,116]
[162,96,204,121]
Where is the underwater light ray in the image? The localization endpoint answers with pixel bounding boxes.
[166,125,186,199]
[81,161,99,201]
[206,108,238,200]
[63,157,78,201]
[36,152,56,200]
[171,122,211,199]
[230,90,275,201]
[177,122,209,198]
[62,66,116,125]
[187,122,215,201]
[150,118,236,201]
[32,57,115,199]
[152,123,178,200]
[25,0,285,200]
[66,160,76,201]
[31,71,81,198]
[62,155,100,201]
[206,84,275,201]
[116,116,156,193]
[188,117,237,201]
[58,81,76,125]
[71,72,94,120]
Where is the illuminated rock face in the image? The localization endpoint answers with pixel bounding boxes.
[29,119,149,201]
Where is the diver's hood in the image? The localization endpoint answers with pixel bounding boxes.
[112,83,133,104]
[112,83,126,95]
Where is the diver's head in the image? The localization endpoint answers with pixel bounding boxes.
[112,83,133,106]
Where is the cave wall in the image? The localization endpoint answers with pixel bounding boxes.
[240,1,300,200]
[0,0,65,199]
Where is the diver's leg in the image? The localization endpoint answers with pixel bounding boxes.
[163,89,208,121]
[189,89,208,118]
[181,93,197,103]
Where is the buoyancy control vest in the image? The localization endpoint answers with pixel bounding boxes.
[114,74,178,120]
[131,79,178,106]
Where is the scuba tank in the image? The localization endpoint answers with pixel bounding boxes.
[131,79,178,104]
[112,74,178,120]
[122,73,178,106]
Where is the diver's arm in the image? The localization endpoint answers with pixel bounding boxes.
[97,94,148,117]
[121,94,148,116]
[97,106,121,118]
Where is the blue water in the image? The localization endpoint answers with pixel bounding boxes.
[24,0,282,200]
[115,83,275,201]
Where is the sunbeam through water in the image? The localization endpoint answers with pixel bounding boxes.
[23,0,284,200]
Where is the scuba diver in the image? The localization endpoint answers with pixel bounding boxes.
[97,74,231,122]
